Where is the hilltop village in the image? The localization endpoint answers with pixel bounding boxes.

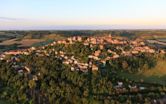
[0,34,165,73]
[0,34,166,103]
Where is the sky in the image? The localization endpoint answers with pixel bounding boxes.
[0,0,166,30]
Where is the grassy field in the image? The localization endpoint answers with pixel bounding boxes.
[133,30,166,39]
[0,33,67,52]
[142,59,166,77]
[118,70,166,85]
[0,34,66,46]
[117,59,166,85]
[0,38,44,47]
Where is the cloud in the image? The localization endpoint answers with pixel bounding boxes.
[0,17,24,21]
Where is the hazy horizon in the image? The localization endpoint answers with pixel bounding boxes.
[1,0,166,30]
[1,25,166,31]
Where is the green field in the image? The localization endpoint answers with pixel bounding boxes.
[117,70,166,85]
[116,59,166,85]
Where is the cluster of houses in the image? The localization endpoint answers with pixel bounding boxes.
[0,35,165,74]
[0,34,165,95]
[114,81,147,94]
[49,50,99,72]
[54,35,164,72]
